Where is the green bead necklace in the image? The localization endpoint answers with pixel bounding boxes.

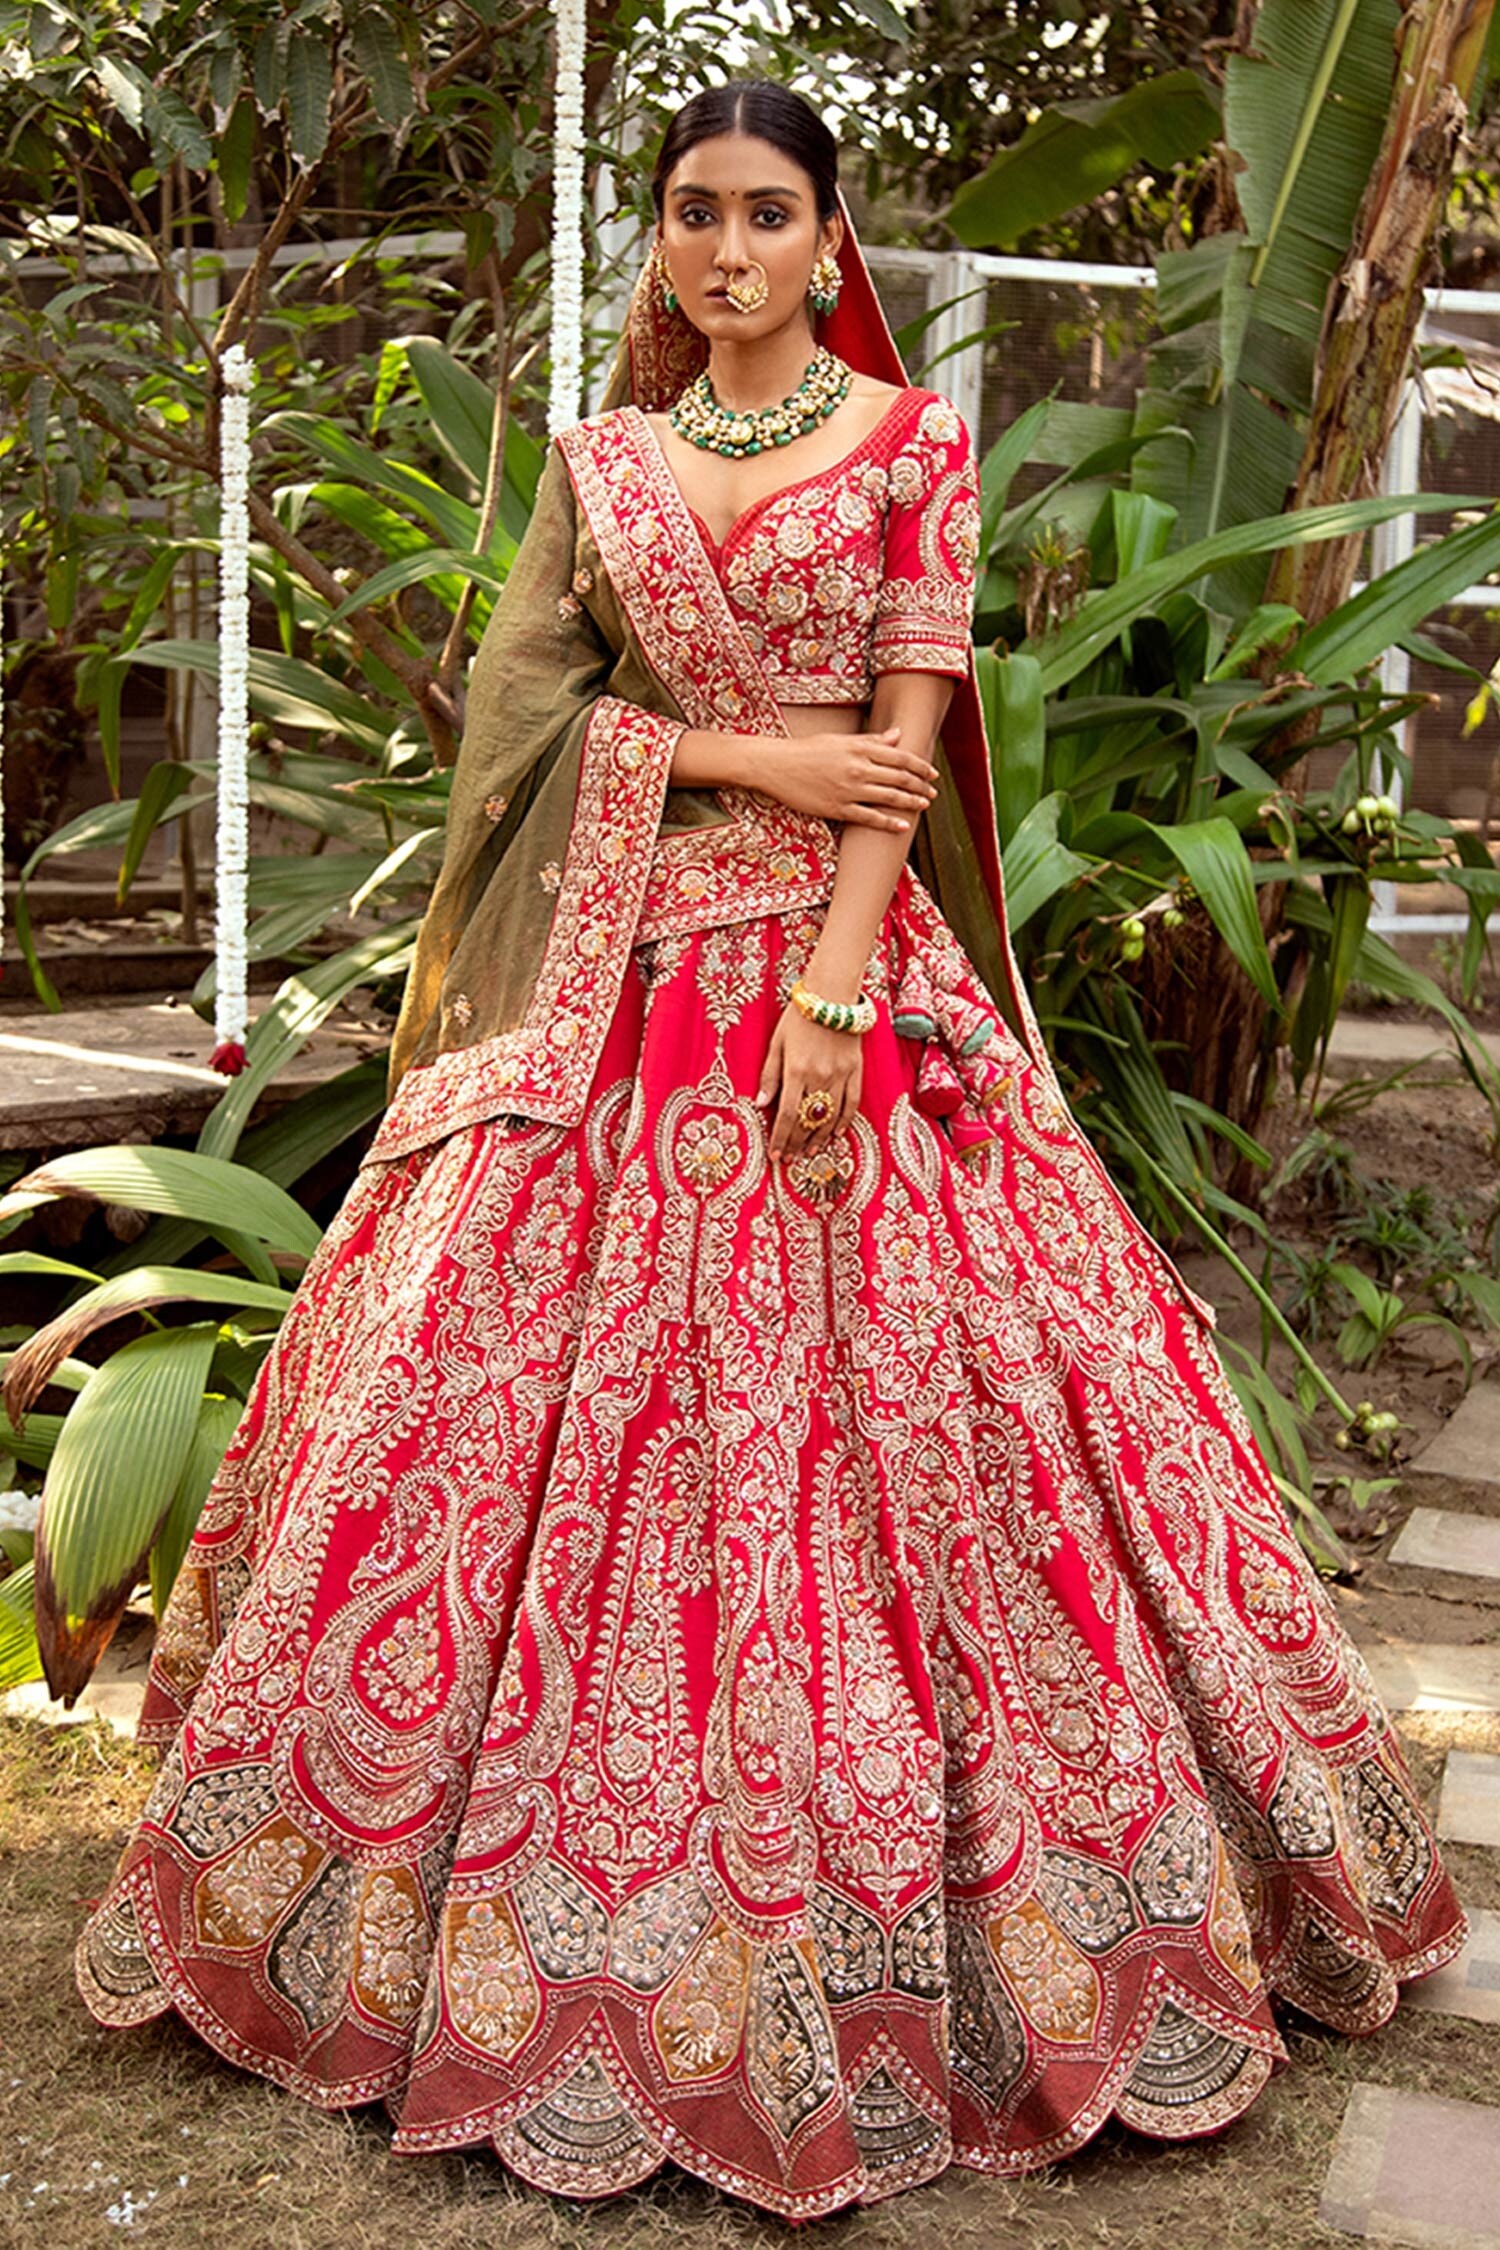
[668,344,853,458]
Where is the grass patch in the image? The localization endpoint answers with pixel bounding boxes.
[3,1709,1496,2248]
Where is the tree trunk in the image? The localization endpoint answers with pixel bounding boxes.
[1266,0,1496,618]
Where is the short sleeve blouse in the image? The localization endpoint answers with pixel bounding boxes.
[686,388,981,705]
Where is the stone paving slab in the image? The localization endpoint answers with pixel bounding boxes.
[0,997,385,1152]
[1358,1641,1500,1713]
[1409,1382,1500,1486]
[0,1608,152,1741]
[1402,1909,1500,2026]
[1391,1507,1500,1580]
[1439,1750,1500,1846]
[1327,1017,1500,1071]
[1322,2082,1500,2246]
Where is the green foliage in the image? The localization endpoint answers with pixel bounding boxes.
[947,70,1221,250]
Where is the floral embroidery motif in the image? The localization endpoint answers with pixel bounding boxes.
[446,1899,541,2055]
[361,1589,444,1723]
[354,1871,427,2024]
[673,396,978,704]
[652,1921,752,2082]
[483,794,509,822]
[673,1112,746,1194]
[196,1823,317,1949]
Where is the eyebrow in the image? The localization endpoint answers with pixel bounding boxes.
[668,182,804,200]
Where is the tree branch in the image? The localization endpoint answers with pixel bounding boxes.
[245,492,458,763]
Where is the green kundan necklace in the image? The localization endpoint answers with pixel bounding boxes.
[668,345,853,457]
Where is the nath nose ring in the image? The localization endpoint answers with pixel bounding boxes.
[724,262,769,313]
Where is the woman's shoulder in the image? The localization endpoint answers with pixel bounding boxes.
[872,387,974,499]
[886,384,968,440]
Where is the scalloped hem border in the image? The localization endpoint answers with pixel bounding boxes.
[74,1869,1472,2227]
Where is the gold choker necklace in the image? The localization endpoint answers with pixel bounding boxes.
[667,345,853,457]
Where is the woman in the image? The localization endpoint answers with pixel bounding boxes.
[77,81,1465,2222]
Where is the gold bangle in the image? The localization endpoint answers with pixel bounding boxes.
[790,977,877,1034]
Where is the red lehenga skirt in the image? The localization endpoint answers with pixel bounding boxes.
[77,873,1464,2221]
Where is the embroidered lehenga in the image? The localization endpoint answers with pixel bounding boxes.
[76,214,1465,2221]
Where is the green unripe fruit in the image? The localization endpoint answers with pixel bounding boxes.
[1375,795,1399,820]
[1162,907,1185,930]
[1333,1430,1351,1451]
[1122,917,1145,941]
[1356,794,1380,819]
[1341,809,1362,835]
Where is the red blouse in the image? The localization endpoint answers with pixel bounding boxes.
[678,387,982,706]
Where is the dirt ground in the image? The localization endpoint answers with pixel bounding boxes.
[4,1038,1500,2249]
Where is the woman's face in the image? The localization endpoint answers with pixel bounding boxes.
[658,131,840,338]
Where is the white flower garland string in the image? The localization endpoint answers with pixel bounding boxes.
[210,342,252,1075]
[548,0,587,437]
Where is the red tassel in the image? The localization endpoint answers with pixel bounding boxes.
[914,1043,965,1119]
[209,1038,248,1077]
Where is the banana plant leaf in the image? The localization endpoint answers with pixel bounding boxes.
[977,649,1046,843]
[149,1392,245,1617]
[322,546,507,625]
[97,1057,389,1280]
[405,336,544,539]
[0,1562,42,1693]
[1289,510,1500,684]
[1069,810,1279,1006]
[0,1146,322,1260]
[1000,792,1092,931]
[1030,492,1494,693]
[0,1408,63,1469]
[269,411,485,552]
[4,1269,296,1423]
[947,70,1220,249]
[33,1321,219,1704]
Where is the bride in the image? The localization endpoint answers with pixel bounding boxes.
[76,77,1465,2221]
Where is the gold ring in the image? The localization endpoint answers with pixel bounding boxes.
[725,263,769,312]
[796,1087,836,1130]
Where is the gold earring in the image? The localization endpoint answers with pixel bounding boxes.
[809,250,841,316]
[651,238,678,314]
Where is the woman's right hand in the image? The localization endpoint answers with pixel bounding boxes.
[756,727,938,833]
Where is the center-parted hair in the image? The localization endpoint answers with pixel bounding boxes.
[651,81,840,225]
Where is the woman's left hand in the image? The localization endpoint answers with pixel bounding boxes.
[756,1000,863,1160]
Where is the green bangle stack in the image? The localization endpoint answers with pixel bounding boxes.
[790,977,877,1034]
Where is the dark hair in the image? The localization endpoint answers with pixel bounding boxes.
[650,81,840,225]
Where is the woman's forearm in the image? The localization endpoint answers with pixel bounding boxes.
[802,674,956,1004]
[803,822,912,1002]
[669,727,777,791]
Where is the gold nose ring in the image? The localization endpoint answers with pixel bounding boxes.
[724,263,769,312]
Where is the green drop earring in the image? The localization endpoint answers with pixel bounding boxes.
[808,249,841,317]
[652,238,678,315]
